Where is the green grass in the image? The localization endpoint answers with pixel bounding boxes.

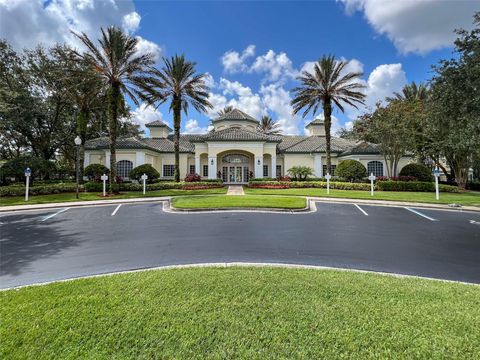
[245,187,480,206]
[0,187,227,206]
[2,267,479,359]
[172,195,306,209]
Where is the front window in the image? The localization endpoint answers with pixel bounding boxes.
[367,161,383,177]
[263,165,269,177]
[203,165,209,177]
[222,154,249,164]
[189,165,195,174]
[323,165,337,176]
[163,165,175,177]
[116,160,133,179]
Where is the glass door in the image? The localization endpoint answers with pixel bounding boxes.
[236,166,243,183]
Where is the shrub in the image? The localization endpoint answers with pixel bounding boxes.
[129,164,160,182]
[336,160,367,181]
[84,164,109,180]
[0,183,78,197]
[376,180,458,192]
[377,176,417,182]
[184,173,201,182]
[287,166,315,181]
[466,181,480,191]
[0,155,57,183]
[248,180,371,191]
[399,163,433,182]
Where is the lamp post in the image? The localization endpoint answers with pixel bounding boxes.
[74,135,82,199]
[434,167,441,200]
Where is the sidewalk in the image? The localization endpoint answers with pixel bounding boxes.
[226,185,245,196]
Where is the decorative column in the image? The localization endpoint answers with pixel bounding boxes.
[271,154,276,178]
[105,150,111,169]
[314,154,322,177]
[208,155,217,179]
[135,151,145,167]
[195,155,201,175]
[255,156,263,178]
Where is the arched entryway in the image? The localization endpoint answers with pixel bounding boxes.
[219,152,253,183]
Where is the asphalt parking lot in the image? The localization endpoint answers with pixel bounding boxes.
[1,201,479,288]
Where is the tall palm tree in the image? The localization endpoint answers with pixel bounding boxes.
[145,55,212,182]
[389,81,428,101]
[291,55,366,174]
[217,105,234,116]
[257,115,282,135]
[72,26,157,192]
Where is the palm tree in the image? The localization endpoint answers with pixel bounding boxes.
[145,55,212,182]
[291,55,366,174]
[72,26,157,192]
[257,115,282,135]
[217,105,234,116]
[388,81,428,101]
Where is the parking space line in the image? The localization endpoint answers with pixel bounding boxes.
[41,208,70,222]
[405,207,438,221]
[470,220,480,225]
[111,204,122,216]
[354,204,368,216]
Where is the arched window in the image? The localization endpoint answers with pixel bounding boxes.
[117,160,133,179]
[367,161,383,177]
[221,154,250,164]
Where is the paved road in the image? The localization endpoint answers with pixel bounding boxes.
[1,201,479,288]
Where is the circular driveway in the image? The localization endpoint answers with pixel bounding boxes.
[1,201,480,288]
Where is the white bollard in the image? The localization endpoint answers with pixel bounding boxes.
[141,173,148,195]
[325,173,332,194]
[368,172,376,196]
[24,167,31,201]
[101,174,108,197]
[434,167,440,200]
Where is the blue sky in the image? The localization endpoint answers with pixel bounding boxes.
[1,0,478,135]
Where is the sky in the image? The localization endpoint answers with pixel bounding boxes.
[1,0,479,136]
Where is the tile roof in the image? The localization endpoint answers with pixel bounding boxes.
[85,134,380,156]
[212,108,259,123]
[145,120,172,129]
[339,141,381,156]
[305,118,324,127]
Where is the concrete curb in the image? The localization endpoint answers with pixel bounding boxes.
[2,261,478,291]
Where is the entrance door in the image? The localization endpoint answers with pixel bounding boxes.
[221,154,250,183]
[228,166,243,183]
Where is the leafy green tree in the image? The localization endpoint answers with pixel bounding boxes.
[388,81,429,102]
[336,160,367,181]
[84,163,109,180]
[0,155,57,183]
[291,55,366,174]
[143,55,212,182]
[129,164,160,182]
[257,115,282,135]
[426,12,480,189]
[72,26,158,192]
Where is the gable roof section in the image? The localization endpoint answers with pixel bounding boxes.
[197,127,280,142]
[85,136,192,153]
[339,141,381,156]
[278,136,356,153]
[212,108,259,123]
[145,120,172,129]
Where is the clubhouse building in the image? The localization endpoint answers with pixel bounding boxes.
[84,108,411,183]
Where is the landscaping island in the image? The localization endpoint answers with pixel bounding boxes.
[2,267,479,359]
[171,195,307,210]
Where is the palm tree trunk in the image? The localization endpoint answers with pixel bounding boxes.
[323,100,332,175]
[108,84,120,193]
[173,105,181,182]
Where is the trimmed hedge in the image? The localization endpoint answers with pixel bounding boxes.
[0,183,78,197]
[84,164,109,179]
[376,180,459,192]
[129,164,160,181]
[399,163,433,182]
[84,181,223,192]
[336,160,367,181]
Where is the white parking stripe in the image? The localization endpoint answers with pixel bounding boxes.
[405,207,438,221]
[354,204,368,216]
[111,204,122,216]
[470,220,480,225]
[41,208,69,222]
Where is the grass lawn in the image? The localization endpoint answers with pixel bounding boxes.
[172,195,306,209]
[0,187,227,206]
[245,187,480,207]
[2,267,479,359]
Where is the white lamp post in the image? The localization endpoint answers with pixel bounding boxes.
[141,173,148,195]
[368,173,376,196]
[101,174,108,197]
[24,167,31,201]
[434,167,441,200]
[74,135,82,199]
[325,173,332,194]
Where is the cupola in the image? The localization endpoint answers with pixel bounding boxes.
[145,120,172,138]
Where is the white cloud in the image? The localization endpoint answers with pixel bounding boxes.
[206,92,229,118]
[221,45,256,73]
[203,73,215,89]
[130,103,170,129]
[338,0,478,54]
[0,0,162,60]
[250,50,297,83]
[300,57,364,76]
[134,36,162,62]
[122,11,141,33]
[218,78,265,119]
[184,119,210,134]
[260,84,299,135]
[364,63,407,107]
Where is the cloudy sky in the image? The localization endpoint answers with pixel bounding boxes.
[1,0,478,135]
